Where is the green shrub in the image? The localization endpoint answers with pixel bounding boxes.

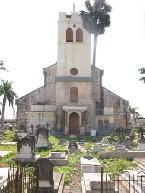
[52,145,66,152]
[49,136,59,146]
[101,158,137,176]
[4,129,15,142]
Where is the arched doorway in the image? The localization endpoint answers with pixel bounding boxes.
[69,112,79,135]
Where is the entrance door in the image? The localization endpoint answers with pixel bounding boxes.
[69,112,79,135]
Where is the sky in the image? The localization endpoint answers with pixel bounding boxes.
[0,0,145,119]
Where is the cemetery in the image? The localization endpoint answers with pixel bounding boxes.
[0,124,145,193]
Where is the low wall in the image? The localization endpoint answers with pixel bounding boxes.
[99,150,145,159]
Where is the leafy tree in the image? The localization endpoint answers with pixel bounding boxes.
[80,0,112,131]
[139,67,145,83]
[0,80,18,129]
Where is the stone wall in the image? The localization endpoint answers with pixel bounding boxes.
[55,81,92,106]
[16,64,56,127]
[103,87,129,128]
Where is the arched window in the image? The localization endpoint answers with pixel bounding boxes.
[66,28,73,42]
[76,28,83,42]
[70,87,78,103]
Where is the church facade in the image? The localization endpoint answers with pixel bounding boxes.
[16,10,130,136]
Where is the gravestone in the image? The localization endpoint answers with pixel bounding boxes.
[68,141,78,153]
[48,151,68,166]
[15,135,36,162]
[35,125,49,148]
[91,143,103,152]
[58,139,68,146]
[101,137,110,146]
[115,144,127,152]
[36,158,54,193]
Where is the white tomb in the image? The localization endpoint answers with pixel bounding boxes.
[137,143,145,151]
[80,157,102,173]
[82,173,118,193]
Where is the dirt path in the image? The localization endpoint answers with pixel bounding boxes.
[63,162,82,193]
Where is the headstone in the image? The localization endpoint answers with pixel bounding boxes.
[58,139,68,146]
[101,137,110,146]
[35,125,49,148]
[36,158,54,193]
[15,135,36,162]
[115,144,127,152]
[91,143,103,152]
[68,141,78,153]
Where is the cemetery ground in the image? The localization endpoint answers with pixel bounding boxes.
[0,131,141,193]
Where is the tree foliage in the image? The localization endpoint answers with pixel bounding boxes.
[80,0,112,35]
[139,67,145,83]
[0,80,18,129]
[129,106,140,123]
[80,0,112,131]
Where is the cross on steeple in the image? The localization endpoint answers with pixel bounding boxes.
[73,3,75,13]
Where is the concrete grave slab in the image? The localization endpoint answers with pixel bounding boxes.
[48,152,68,166]
[80,157,102,173]
[82,173,118,193]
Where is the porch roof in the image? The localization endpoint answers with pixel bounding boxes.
[63,105,87,112]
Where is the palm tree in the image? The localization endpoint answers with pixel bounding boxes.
[80,0,112,131]
[0,80,18,129]
[0,61,7,71]
[139,67,145,83]
[129,106,140,124]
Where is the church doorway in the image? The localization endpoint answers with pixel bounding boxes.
[69,112,79,135]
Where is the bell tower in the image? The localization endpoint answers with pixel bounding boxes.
[56,10,91,78]
[55,8,92,135]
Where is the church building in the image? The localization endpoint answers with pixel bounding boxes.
[16,9,130,136]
